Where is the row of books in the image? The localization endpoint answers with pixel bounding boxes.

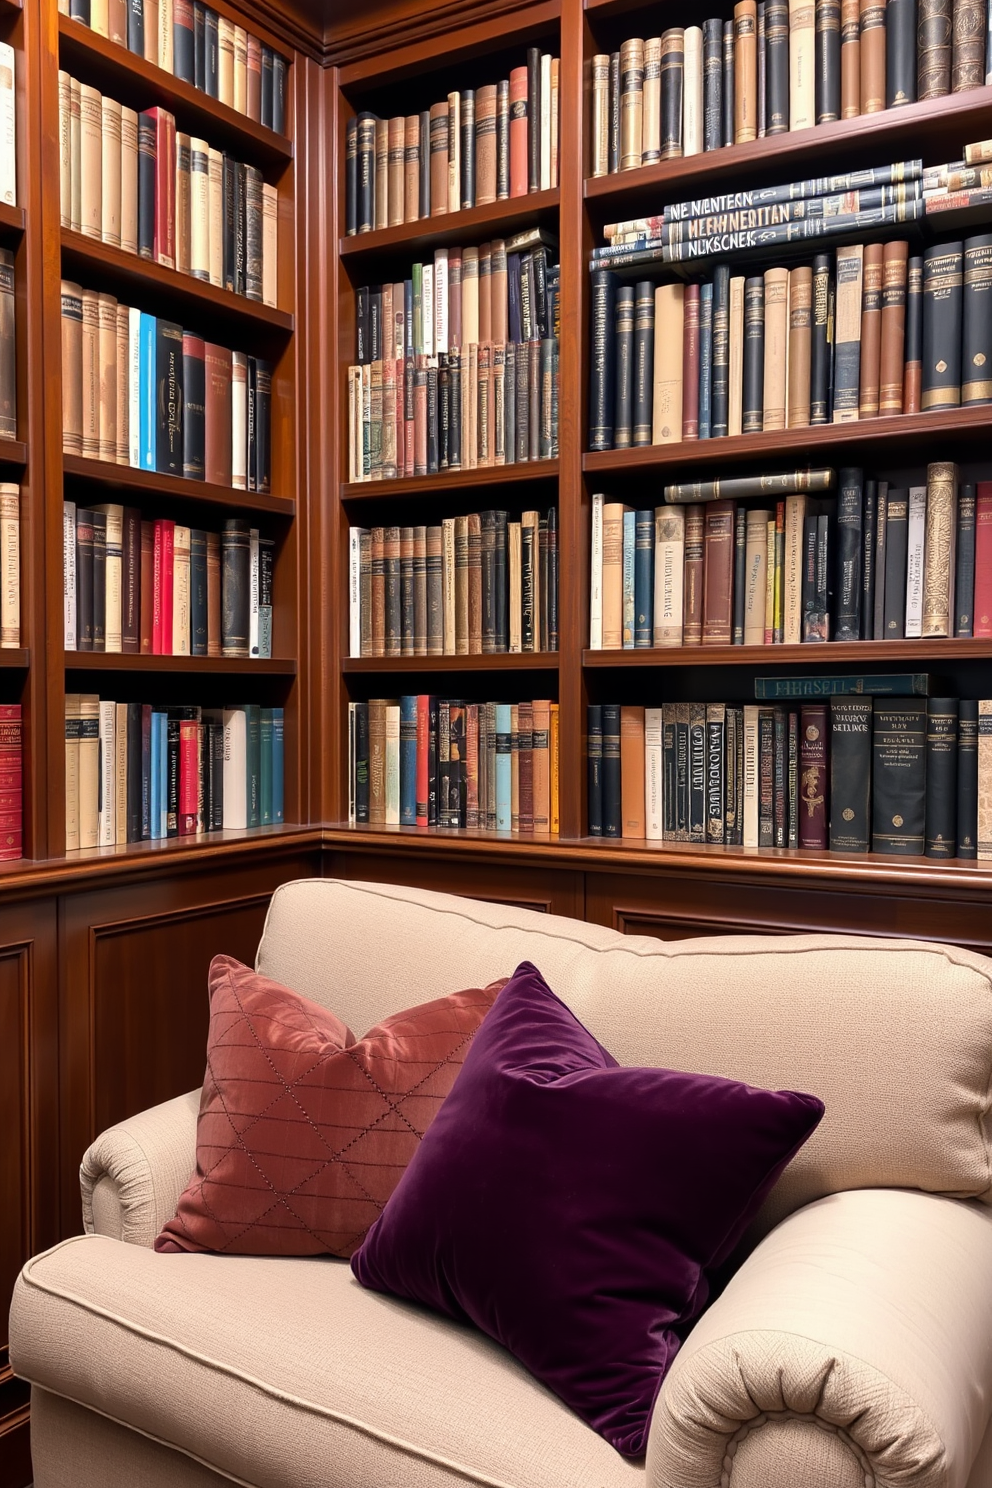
[590,0,989,177]
[61,285,272,490]
[57,75,278,306]
[587,691,989,860]
[0,44,15,208]
[61,0,288,134]
[63,505,274,657]
[0,485,18,650]
[589,465,989,648]
[347,511,559,660]
[0,250,14,442]
[346,696,560,834]
[65,695,285,851]
[588,233,991,451]
[0,704,20,861]
[348,239,559,480]
[345,48,560,235]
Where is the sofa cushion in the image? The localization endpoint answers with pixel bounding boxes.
[156,955,503,1259]
[353,962,824,1457]
[10,1235,640,1488]
[256,879,992,1234]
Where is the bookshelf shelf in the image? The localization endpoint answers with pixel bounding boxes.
[583,404,992,478]
[342,459,559,503]
[63,654,297,674]
[0,439,28,472]
[343,653,561,673]
[0,203,25,243]
[0,649,28,668]
[56,16,293,171]
[338,188,560,268]
[60,230,294,341]
[582,640,992,668]
[62,455,296,517]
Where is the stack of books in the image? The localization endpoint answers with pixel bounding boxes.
[0,483,18,650]
[347,695,559,833]
[61,285,272,490]
[62,0,288,133]
[588,684,989,859]
[346,47,560,235]
[0,248,15,443]
[63,506,274,657]
[64,695,285,850]
[348,510,558,658]
[589,465,990,647]
[0,703,20,862]
[590,4,989,174]
[0,43,15,208]
[348,234,559,480]
[58,75,278,307]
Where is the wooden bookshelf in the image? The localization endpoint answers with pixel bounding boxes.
[583,639,992,668]
[0,649,29,668]
[62,454,297,516]
[343,653,561,673]
[341,459,560,502]
[0,203,25,242]
[339,187,560,265]
[0,439,28,470]
[63,654,298,673]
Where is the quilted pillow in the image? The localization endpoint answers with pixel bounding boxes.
[156,955,504,1258]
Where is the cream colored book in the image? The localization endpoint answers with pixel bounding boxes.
[0,44,13,208]
[619,38,643,171]
[454,513,469,654]
[728,275,745,436]
[783,494,807,644]
[540,52,552,189]
[922,461,959,638]
[788,0,816,129]
[508,521,522,652]
[602,501,627,649]
[128,306,140,468]
[591,54,610,177]
[100,96,122,247]
[762,265,789,430]
[175,131,191,274]
[64,694,81,852]
[744,507,770,643]
[652,283,684,443]
[115,303,129,465]
[94,502,123,652]
[70,77,81,233]
[0,482,18,648]
[114,702,128,846]
[172,524,191,654]
[653,507,685,645]
[80,288,100,460]
[765,517,776,640]
[79,83,103,241]
[158,0,174,75]
[442,517,456,654]
[97,293,117,464]
[222,708,247,828]
[78,694,100,849]
[231,351,247,488]
[98,699,115,846]
[683,27,703,156]
[207,147,223,288]
[642,38,662,163]
[550,57,559,186]
[120,106,138,254]
[218,17,235,108]
[447,91,460,214]
[190,138,209,280]
[59,70,72,228]
[234,27,248,114]
[262,184,278,307]
[589,491,604,647]
[90,0,109,36]
[384,705,400,826]
[461,247,479,348]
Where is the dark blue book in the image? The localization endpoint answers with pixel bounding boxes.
[507,253,522,345]
[190,530,208,656]
[261,46,273,127]
[587,705,603,837]
[602,703,621,838]
[193,2,205,88]
[589,271,617,450]
[174,1,195,82]
[205,9,219,98]
[69,0,90,20]
[155,320,184,476]
[272,53,287,134]
[400,695,417,825]
[711,264,730,437]
[634,510,653,647]
[698,281,713,438]
[354,702,369,824]
[127,0,144,56]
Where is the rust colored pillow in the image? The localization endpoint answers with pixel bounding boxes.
[155,955,504,1259]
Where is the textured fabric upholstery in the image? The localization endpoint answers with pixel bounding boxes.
[80,1090,199,1246]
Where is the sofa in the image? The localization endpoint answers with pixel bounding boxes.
[10,876,992,1488]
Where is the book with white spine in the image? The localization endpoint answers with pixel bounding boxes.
[63,500,77,650]
[683,27,703,158]
[207,147,223,288]
[349,527,362,655]
[540,53,552,189]
[645,706,663,839]
[249,527,260,656]
[742,704,761,847]
[128,306,140,467]
[222,707,247,828]
[0,46,14,208]
[94,503,123,652]
[0,482,18,648]
[433,248,448,355]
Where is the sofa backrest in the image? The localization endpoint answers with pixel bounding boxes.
[256,878,992,1231]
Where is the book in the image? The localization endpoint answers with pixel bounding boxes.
[872,699,927,854]
[925,697,959,856]
[829,695,872,850]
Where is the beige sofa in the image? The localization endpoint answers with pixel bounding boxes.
[11,877,992,1488]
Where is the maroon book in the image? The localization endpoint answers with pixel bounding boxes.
[701,499,735,645]
[799,703,829,849]
[122,507,141,653]
[682,503,705,646]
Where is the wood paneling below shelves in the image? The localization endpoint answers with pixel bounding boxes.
[63,653,297,674]
[343,653,561,672]
[583,639,992,668]
[62,455,296,517]
[339,188,560,266]
[342,459,560,502]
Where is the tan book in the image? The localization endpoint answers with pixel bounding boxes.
[783,494,808,643]
[429,101,448,218]
[475,85,497,205]
[233,26,248,115]
[467,342,478,468]
[69,77,81,233]
[641,38,662,164]
[832,242,864,422]
[602,501,626,649]
[683,504,705,644]
[591,54,610,176]
[620,37,644,170]
[652,282,685,442]
[120,106,138,254]
[79,84,102,241]
[217,17,235,107]
[143,0,158,63]
[765,516,777,641]
[96,293,117,464]
[620,706,646,838]
[403,115,420,222]
[762,266,790,430]
[65,694,81,852]
[859,0,886,111]
[442,516,457,654]
[115,301,129,464]
[61,281,83,456]
[262,183,278,308]
[207,147,223,287]
[734,0,759,142]
[387,116,404,227]
[175,130,191,274]
[90,0,108,32]
[728,275,745,435]
[158,0,173,73]
[172,523,191,654]
[78,694,100,849]
[744,508,770,643]
[461,247,479,348]
[0,483,18,648]
[787,264,812,427]
[93,503,122,651]
[922,461,959,636]
[859,241,884,416]
[532,699,551,834]
[59,70,72,229]
[683,26,703,156]
[508,521,522,652]
[367,699,388,826]
[879,238,908,414]
[789,0,816,127]
[374,117,389,231]
[841,0,861,115]
[467,511,482,653]
[491,240,508,347]
[80,289,100,460]
[446,92,460,214]
[653,507,685,645]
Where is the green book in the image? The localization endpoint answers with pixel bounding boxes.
[755,673,931,699]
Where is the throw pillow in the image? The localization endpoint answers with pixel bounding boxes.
[156,955,504,1259]
[351,960,824,1457]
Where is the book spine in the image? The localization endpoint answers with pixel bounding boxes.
[816,0,842,118]
[832,243,863,421]
[734,1,758,143]
[661,28,684,158]
[741,273,764,433]
[766,0,790,133]
[682,283,700,438]
[841,0,861,112]
[952,0,985,88]
[962,232,992,404]
[918,0,952,98]
[922,460,958,636]
[723,21,736,146]
[703,19,723,149]
[829,695,872,849]
[859,0,887,112]
[925,697,958,856]
[872,700,927,854]
[955,482,977,635]
[886,0,918,102]
[958,697,979,856]
[883,488,909,637]
[613,286,634,447]
[588,271,616,450]
[683,504,705,645]
[903,254,924,411]
[922,241,963,409]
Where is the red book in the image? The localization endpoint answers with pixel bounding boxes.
[975,483,992,637]
[152,520,164,655]
[701,499,735,645]
[152,518,175,654]
[179,718,199,834]
[0,703,22,861]
[416,693,429,826]
[148,106,177,271]
[682,503,705,646]
[508,67,528,199]
[140,520,154,654]
[681,283,700,440]
[204,343,233,487]
[799,703,829,849]
[122,507,141,653]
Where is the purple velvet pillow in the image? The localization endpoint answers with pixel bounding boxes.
[351,961,824,1457]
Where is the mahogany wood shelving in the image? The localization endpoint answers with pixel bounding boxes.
[62,454,296,517]
[338,187,560,266]
[0,649,28,668]
[343,653,561,672]
[0,439,28,471]
[63,654,298,674]
[341,459,560,502]
[583,640,992,668]
[0,204,25,243]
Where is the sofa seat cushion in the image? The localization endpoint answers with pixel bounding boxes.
[11,1235,640,1488]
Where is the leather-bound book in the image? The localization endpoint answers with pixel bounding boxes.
[757,707,774,845]
[613,286,634,448]
[886,0,917,101]
[925,698,958,856]
[829,696,872,850]
[723,20,736,144]
[601,704,621,839]
[858,242,884,416]
[75,511,94,651]
[958,698,978,856]
[688,703,707,842]
[80,290,100,461]
[61,281,83,457]
[101,96,122,248]
[787,264,812,427]
[955,483,976,635]
[698,282,713,437]
[204,343,232,486]
[741,274,765,434]
[620,706,645,838]
[859,0,886,111]
[922,241,963,410]
[374,118,388,230]
[139,521,154,654]
[878,239,908,414]
[681,283,700,439]
[174,131,190,273]
[766,0,789,132]
[475,85,497,206]
[384,525,401,658]
[429,102,448,218]
[683,504,705,645]
[609,52,620,173]
[182,333,205,481]
[460,90,476,208]
[387,117,404,227]
[620,37,644,170]
[78,84,102,242]
[247,35,262,122]
[467,513,482,654]
[508,68,528,199]
[425,525,443,655]
[418,112,430,217]
[147,107,176,270]
[114,302,129,465]
[840,0,861,114]
[220,518,249,657]
[922,460,959,636]
[591,55,610,177]
[703,19,723,148]
[446,94,459,215]
[660,28,684,157]
[399,528,414,655]
[653,508,685,646]
[903,255,924,411]
[816,0,842,118]
[633,280,655,445]
[761,266,788,431]
[704,703,725,843]
[834,467,864,640]
[789,0,816,126]
[882,488,909,637]
[527,46,541,192]
[810,254,832,423]
[356,112,375,232]
[962,232,992,403]
[872,700,927,854]
[587,705,603,837]
[710,264,730,437]
[758,0,768,133]
[952,0,985,87]
[832,243,863,422]
[734,1,758,141]
[403,115,420,222]
[702,499,735,644]
[531,698,551,834]
[799,703,829,848]
[918,0,952,97]
[728,274,745,435]
[652,282,684,442]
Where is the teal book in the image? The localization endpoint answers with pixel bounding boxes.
[139,313,157,471]
[755,673,931,699]
[149,710,162,839]
[272,707,284,823]
[399,695,417,825]
[634,510,653,647]
[259,708,273,825]
[495,702,511,831]
[245,703,261,828]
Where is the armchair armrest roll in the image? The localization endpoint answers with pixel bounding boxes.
[79,1090,200,1248]
[648,1188,992,1488]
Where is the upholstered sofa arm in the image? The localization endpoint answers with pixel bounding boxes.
[648,1188,992,1488]
[79,1090,200,1248]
